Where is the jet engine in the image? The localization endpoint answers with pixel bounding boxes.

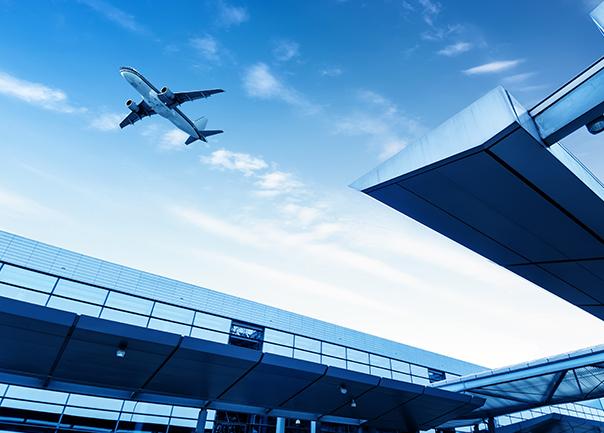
[159,86,175,104]
[126,99,139,113]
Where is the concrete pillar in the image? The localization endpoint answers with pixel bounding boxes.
[276,417,286,433]
[195,408,208,433]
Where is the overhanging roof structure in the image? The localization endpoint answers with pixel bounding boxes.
[432,345,604,419]
[497,414,604,433]
[352,57,604,320]
[0,296,483,432]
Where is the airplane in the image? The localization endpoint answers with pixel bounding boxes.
[118,66,224,145]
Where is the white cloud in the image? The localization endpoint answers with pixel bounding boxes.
[90,113,122,131]
[201,149,268,176]
[0,188,64,221]
[320,67,343,77]
[0,71,82,113]
[334,90,425,160]
[463,59,523,75]
[438,41,472,56]
[217,0,249,27]
[243,63,318,113]
[191,35,220,63]
[280,203,323,226]
[79,0,146,34]
[273,39,300,62]
[160,129,188,150]
[502,72,537,84]
[255,171,304,196]
[418,0,441,26]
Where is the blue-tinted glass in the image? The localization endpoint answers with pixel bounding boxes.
[53,280,108,305]
[194,312,231,333]
[263,328,294,346]
[64,406,120,420]
[263,343,293,357]
[321,355,346,368]
[0,265,56,292]
[47,296,102,317]
[293,349,320,363]
[148,318,191,336]
[347,361,369,374]
[105,292,153,315]
[100,308,149,327]
[152,302,194,324]
[370,354,390,369]
[371,366,392,379]
[67,394,123,411]
[322,342,345,358]
[6,385,68,404]
[294,336,320,353]
[0,282,48,305]
[347,348,369,364]
[190,327,229,343]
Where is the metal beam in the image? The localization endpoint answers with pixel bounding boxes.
[542,370,567,404]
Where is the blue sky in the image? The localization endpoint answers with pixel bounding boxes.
[0,0,603,368]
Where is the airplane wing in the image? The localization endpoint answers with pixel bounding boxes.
[119,100,156,128]
[173,89,224,105]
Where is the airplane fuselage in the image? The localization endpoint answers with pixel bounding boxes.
[120,67,200,139]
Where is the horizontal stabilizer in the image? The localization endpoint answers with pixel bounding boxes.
[201,130,223,138]
[185,135,198,145]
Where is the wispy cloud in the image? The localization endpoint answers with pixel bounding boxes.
[191,35,220,63]
[0,187,65,221]
[201,149,268,176]
[320,67,343,77]
[243,63,319,114]
[78,0,146,34]
[418,0,441,26]
[272,39,300,62]
[90,112,122,131]
[0,71,82,113]
[255,171,304,197]
[438,41,472,56]
[463,59,523,75]
[217,0,249,27]
[160,129,188,150]
[502,72,537,84]
[333,90,425,159]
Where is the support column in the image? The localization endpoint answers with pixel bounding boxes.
[487,417,496,433]
[276,417,285,433]
[195,409,208,433]
[311,421,319,433]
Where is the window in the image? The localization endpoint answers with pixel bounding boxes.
[228,321,264,350]
[428,368,446,383]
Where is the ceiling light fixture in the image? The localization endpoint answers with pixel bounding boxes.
[116,341,127,358]
[339,384,348,395]
[350,399,357,408]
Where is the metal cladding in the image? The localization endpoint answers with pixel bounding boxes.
[432,344,604,418]
[0,296,484,431]
[352,85,604,322]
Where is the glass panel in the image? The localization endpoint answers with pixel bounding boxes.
[294,336,320,353]
[132,402,171,416]
[322,342,345,358]
[105,292,153,315]
[190,327,229,344]
[128,414,170,425]
[263,343,293,357]
[148,318,191,336]
[410,364,428,378]
[0,265,56,292]
[64,406,120,420]
[369,354,390,369]
[371,366,392,379]
[53,279,108,305]
[391,359,410,373]
[67,394,123,411]
[152,302,194,325]
[321,355,346,368]
[171,418,198,428]
[0,282,48,305]
[294,349,320,363]
[47,296,102,317]
[412,376,430,385]
[1,398,63,413]
[264,329,294,346]
[392,371,412,382]
[101,308,149,327]
[171,406,200,419]
[347,361,369,374]
[347,348,369,364]
[193,312,230,333]
[5,386,68,404]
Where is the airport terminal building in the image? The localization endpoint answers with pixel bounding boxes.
[1,3,604,433]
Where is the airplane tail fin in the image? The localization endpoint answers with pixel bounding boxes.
[194,116,208,130]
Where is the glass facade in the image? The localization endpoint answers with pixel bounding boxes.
[0,232,603,433]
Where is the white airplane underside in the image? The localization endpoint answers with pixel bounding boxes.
[118,66,224,145]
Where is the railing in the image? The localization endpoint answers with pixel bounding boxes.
[0,260,457,384]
